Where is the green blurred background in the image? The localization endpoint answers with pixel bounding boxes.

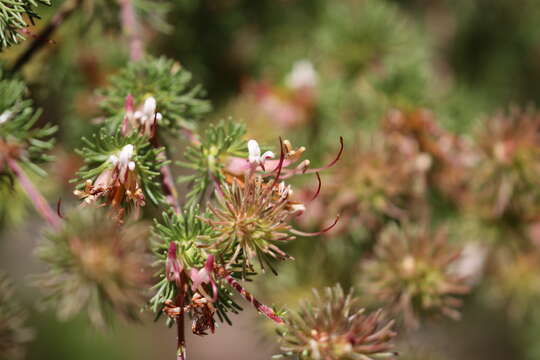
[3,0,540,359]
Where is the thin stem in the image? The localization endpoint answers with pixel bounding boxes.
[175,293,186,360]
[11,0,82,73]
[119,0,144,61]
[218,270,284,324]
[160,156,181,214]
[152,132,181,214]
[6,157,61,228]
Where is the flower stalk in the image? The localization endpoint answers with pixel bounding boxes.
[119,0,144,62]
[215,267,284,324]
[6,157,60,228]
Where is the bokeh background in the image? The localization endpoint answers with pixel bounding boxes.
[3,0,540,359]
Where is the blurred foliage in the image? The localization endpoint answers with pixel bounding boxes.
[2,0,540,359]
[35,207,150,328]
[0,272,33,360]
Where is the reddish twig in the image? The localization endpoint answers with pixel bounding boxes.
[217,269,284,324]
[175,294,186,360]
[6,158,61,228]
[119,0,144,61]
[160,156,181,214]
[12,0,83,73]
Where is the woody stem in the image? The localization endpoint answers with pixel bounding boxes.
[6,158,61,228]
[118,0,144,61]
[175,287,186,360]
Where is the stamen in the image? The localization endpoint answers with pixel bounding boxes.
[311,172,322,201]
[270,137,286,189]
[294,136,344,176]
[308,136,344,172]
[56,198,64,219]
[291,214,340,237]
[283,139,292,153]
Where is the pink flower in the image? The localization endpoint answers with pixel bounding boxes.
[166,242,183,287]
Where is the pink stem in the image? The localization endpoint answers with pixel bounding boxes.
[219,271,284,324]
[160,159,181,214]
[6,158,61,228]
[119,0,144,61]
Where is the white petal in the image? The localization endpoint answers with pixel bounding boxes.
[286,60,318,90]
[247,139,261,163]
[143,97,157,115]
[119,144,134,164]
[108,155,119,165]
[128,161,136,171]
[261,151,275,161]
[0,110,13,124]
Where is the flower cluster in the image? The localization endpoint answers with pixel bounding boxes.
[151,208,242,335]
[151,136,341,344]
[314,133,426,235]
[468,108,540,223]
[0,68,56,177]
[0,272,33,360]
[358,223,470,329]
[225,60,318,137]
[73,129,166,213]
[276,285,397,360]
[382,109,474,201]
[201,138,341,276]
[121,95,163,138]
[178,121,247,205]
[35,208,151,328]
[98,56,210,133]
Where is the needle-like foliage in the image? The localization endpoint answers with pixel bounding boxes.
[0,0,51,50]
[177,121,247,205]
[98,56,211,133]
[0,66,56,177]
[73,128,166,210]
[276,285,397,360]
[151,207,243,328]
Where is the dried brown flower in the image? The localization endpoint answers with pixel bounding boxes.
[358,223,470,328]
[0,272,33,360]
[35,207,151,328]
[470,108,540,222]
[276,284,397,360]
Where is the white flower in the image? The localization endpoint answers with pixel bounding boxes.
[142,96,157,115]
[247,139,275,166]
[0,110,13,125]
[117,144,136,180]
[133,97,163,135]
[285,60,318,90]
[450,242,487,285]
[108,155,119,166]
